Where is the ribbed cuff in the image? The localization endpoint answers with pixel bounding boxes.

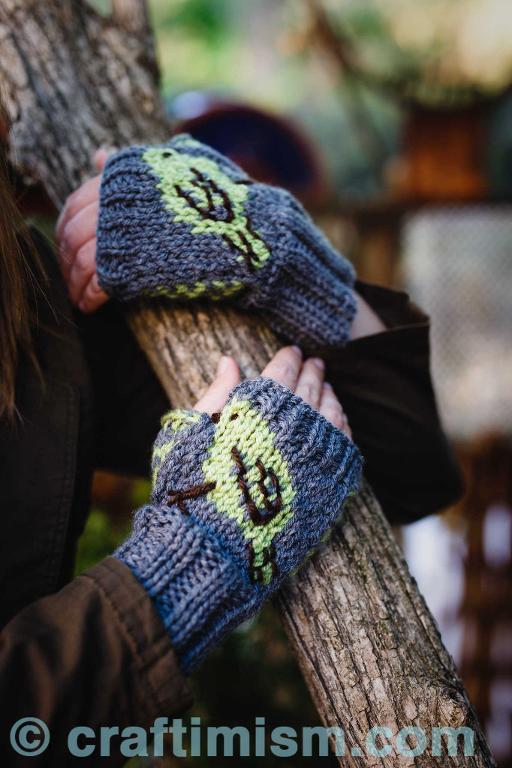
[115,509,253,674]
[260,270,356,351]
[228,377,358,467]
[97,145,155,300]
[238,194,357,350]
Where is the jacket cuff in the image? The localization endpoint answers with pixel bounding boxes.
[82,557,193,719]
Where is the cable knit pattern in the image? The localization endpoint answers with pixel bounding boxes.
[115,377,363,672]
[97,134,357,351]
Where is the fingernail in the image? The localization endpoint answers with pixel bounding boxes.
[217,355,230,375]
[324,381,333,389]
[311,358,325,371]
[291,345,302,357]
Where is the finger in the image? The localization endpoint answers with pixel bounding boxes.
[194,356,241,415]
[59,201,99,273]
[93,148,110,172]
[57,240,74,282]
[68,238,97,305]
[319,382,352,438]
[55,175,101,242]
[261,346,303,393]
[295,357,324,409]
[78,273,109,314]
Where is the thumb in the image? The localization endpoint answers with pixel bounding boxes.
[93,148,111,172]
[194,356,241,415]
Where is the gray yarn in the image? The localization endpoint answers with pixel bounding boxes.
[97,135,357,351]
[115,377,363,672]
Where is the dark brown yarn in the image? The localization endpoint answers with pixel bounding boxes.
[168,482,216,514]
[174,183,202,213]
[256,459,282,517]
[231,446,282,526]
[248,541,277,583]
[171,167,270,272]
[191,168,216,214]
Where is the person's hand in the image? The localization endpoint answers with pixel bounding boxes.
[55,149,110,313]
[95,135,357,350]
[194,346,351,437]
[117,345,360,674]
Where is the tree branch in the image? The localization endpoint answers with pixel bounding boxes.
[0,1,496,764]
[111,0,150,36]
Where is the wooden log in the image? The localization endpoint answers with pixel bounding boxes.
[0,1,495,763]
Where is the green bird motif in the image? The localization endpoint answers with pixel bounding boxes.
[152,395,296,585]
[202,396,295,585]
[142,139,271,301]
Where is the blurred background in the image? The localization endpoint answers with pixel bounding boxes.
[78,0,512,765]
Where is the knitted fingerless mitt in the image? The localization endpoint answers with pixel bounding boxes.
[97,135,357,351]
[115,378,362,673]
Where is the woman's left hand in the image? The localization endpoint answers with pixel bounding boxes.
[194,346,352,437]
[55,149,109,313]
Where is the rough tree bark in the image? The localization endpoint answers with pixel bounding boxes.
[0,1,495,764]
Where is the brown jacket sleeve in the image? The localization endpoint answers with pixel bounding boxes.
[320,281,464,524]
[0,557,192,766]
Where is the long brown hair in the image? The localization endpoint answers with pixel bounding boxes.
[0,136,44,420]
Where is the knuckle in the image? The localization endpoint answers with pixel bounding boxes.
[275,362,294,379]
[298,383,309,399]
[300,382,315,401]
[62,193,75,212]
[57,248,70,268]
[84,281,95,300]
[62,220,76,249]
[64,192,81,218]
[75,247,90,272]
[307,370,322,389]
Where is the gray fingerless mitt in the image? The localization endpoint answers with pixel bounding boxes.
[97,135,357,351]
[115,377,363,673]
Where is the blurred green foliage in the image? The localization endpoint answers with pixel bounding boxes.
[148,0,400,198]
[74,507,130,575]
[85,0,401,197]
[316,0,512,104]
[150,0,241,97]
[152,0,228,44]
[74,479,148,575]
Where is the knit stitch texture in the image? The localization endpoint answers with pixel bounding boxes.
[115,377,363,672]
[97,135,357,351]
